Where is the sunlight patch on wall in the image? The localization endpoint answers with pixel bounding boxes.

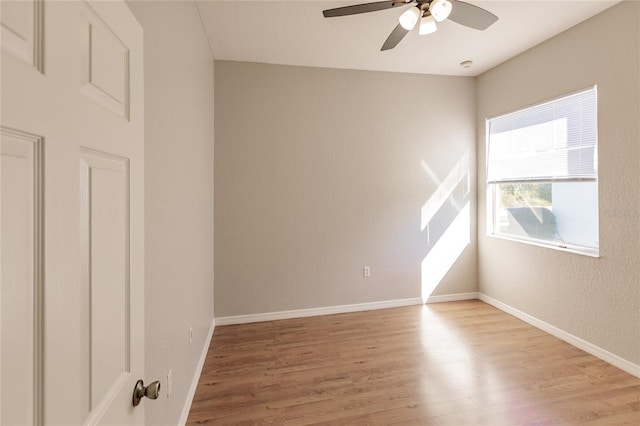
[421,152,469,231]
[421,202,470,302]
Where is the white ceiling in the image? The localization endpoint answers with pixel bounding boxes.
[196,0,618,77]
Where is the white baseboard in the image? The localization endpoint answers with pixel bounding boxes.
[479,293,640,378]
[215,297,424,326]
[425,291,479,304]
[179,318,216,426]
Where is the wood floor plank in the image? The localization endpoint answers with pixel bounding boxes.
[187,300,640,425]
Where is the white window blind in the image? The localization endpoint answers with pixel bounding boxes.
[486,87,598,184]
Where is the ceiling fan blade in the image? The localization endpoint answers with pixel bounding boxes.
[448,0,498,30]
[323,1,410,18]
[381,23,410,51]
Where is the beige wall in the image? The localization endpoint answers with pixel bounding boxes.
[127,1,214,424]
[215,61,477,317]
[477,2,639,365]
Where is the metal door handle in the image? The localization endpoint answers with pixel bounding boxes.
[132,379,161,407]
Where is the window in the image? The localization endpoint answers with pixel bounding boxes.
[486,87,599,256]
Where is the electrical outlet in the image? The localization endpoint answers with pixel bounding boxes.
[167,369,172,398]
[363,266,371,277]
[189,326,193,347]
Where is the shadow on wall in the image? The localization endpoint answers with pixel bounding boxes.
[420,152,471,302]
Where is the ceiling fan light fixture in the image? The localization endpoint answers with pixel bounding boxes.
[429,0,452,22]
[419,15,437,35]
[399,6,421,30]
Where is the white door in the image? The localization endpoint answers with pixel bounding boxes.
[1,0,146,424]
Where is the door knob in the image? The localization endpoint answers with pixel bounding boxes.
[132,379,161,407]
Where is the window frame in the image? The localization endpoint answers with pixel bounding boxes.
[485,87,600,257]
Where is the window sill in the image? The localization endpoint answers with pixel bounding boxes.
[487,233,600,258]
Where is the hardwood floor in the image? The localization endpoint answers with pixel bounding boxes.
[187,300,640,425]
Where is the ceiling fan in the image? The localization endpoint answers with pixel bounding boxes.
[322,0,498,51]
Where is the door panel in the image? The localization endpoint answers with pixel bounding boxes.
[1,1,144,424]
[0,128,44,426]
[80,1,130,119]
[81,150,132,423]
[0,0,44,72]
